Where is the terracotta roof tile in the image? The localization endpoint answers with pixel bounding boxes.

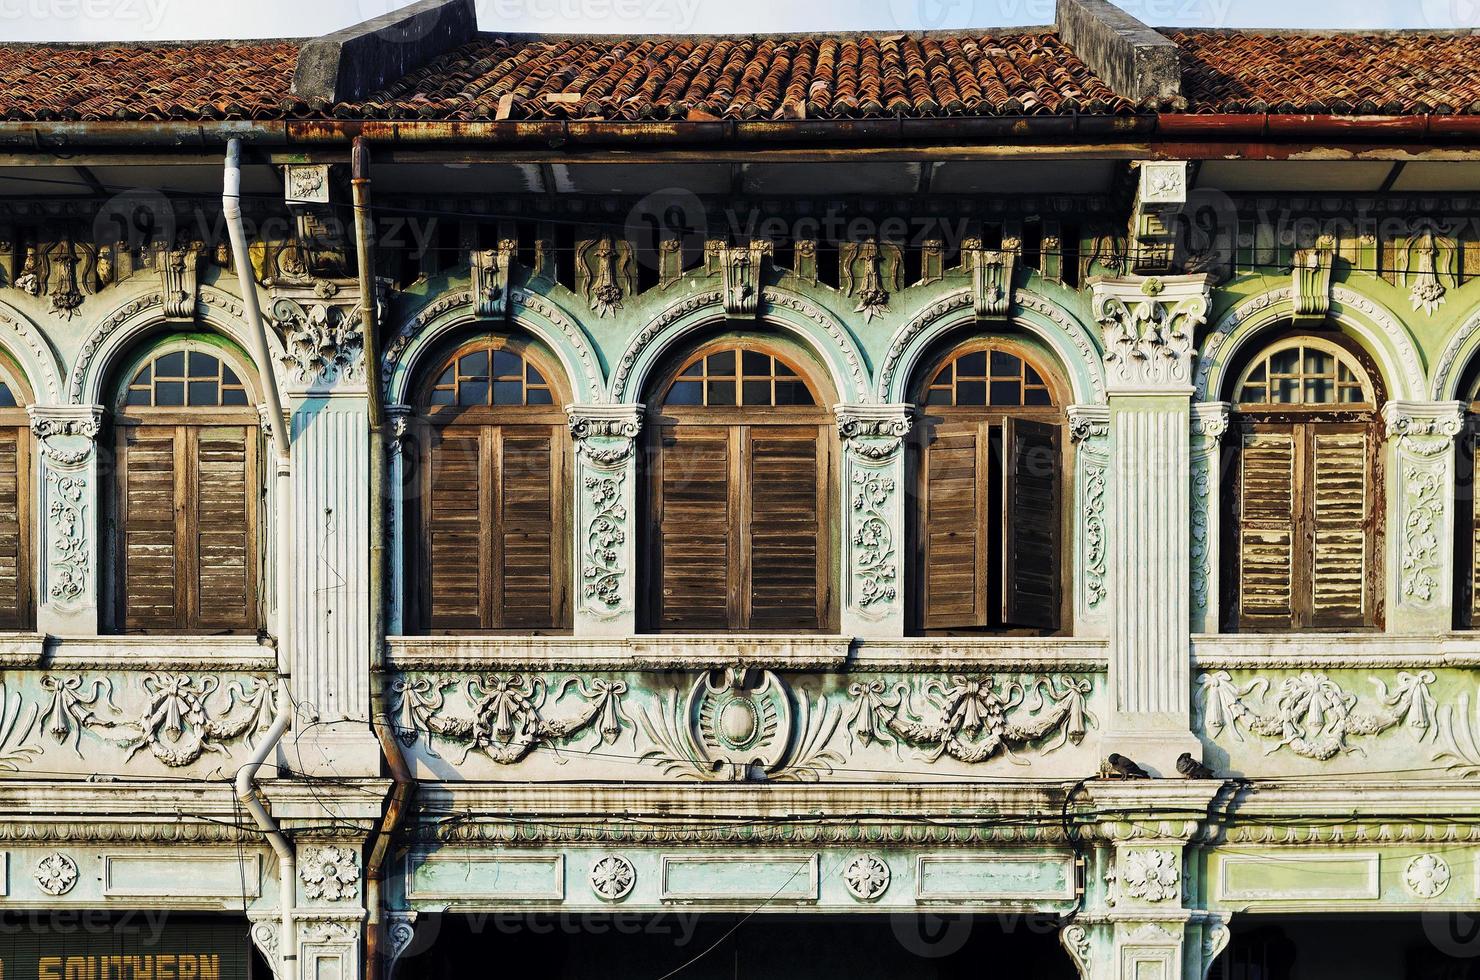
[0,41,300,121]
[1170,30,1480,115]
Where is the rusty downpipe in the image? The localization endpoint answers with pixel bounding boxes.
[353,135,415,980]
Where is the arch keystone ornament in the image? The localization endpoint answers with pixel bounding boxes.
[567,404,644,636]
[836,404,911,638]
[1091,274,1213,775]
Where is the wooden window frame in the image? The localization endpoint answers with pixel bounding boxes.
[1222,332,1385,633]
[643,337,838,634]
[908,338,1070,635]
[408,334,573,634]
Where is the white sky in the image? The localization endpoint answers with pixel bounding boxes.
[0,0,1466,42]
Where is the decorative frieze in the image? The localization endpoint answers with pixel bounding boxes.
[568,405,643,635]
[835,405,911,638]
[1190,402,1231,634]
[29,405,103,635]
[1068,405,1110,631]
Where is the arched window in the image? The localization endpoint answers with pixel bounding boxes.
[912,342,1064,633]
[112,342,262,633]
[1225,335,1382,631]
[409,336,570,632]
[646,341,835,631]
[0,364,33,630]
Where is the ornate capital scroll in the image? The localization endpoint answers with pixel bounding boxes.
[1090,274,1212,393]
[835,404,912,464]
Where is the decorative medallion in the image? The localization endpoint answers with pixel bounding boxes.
[842,855,891,901]
[35,852,79,895]
[590,854,637,901]
[1119,849,1180,903]
[300,845,361,901]
[1404,853,1451,899]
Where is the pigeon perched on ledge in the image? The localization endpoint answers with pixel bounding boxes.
[1176,752,1216,780]
[1101,753,1150,779]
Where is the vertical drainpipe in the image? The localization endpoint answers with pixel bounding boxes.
[223,138,297,978]
[353,135,416,980]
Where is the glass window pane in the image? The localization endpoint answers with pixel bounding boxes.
[957,351,988,377]
[1305,377,1334,403]
[526,363,547,386]
[990,380,1022,406]
[221,388,249,407]
[492,381,523,405]
[1025,365,1045,386]
[742,350,771,376]
[1303,348,1333,376]
[1274,377,1299,403]
[156,351,185,378]
[459,380,490,406]
[436,366,455,388]
[429,387,455,406]
[707,350,735,377]
[666,380,702,405]
[1340,385,1364,403]
[187,352,219,379]
[125,388,151,407]
[460,350,491,378]
[743,380,772,405]
[925,387,951,406]
[1246,363,1266,383]
[155,380,184,406]
[491,349,520,378]
[132,364,152,386]
[706,380,735,406]
[1269,348,1300,375]
[775,381,813,406]
[956,380,987,406]
[1025,387,1052,407]
[188,381,219,406]
[773,359,796,377]
[989,350,1020,375]
[222,365,241,386]
[526,387,553,405]
[679,359,703,378]
[0,383,14,408]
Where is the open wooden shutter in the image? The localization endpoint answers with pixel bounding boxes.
[424,428,485,629]
[1308,425,1372,627]
[746,424,825,630]
[497,426,560,627]
[1472,428,1480,628]
[1002,416,1061,629]
[655,424,732,629]
[922,420,987,629]
[0,426,29,629]
[118,425,182,631]
[193,425,256,631]
[1233,425,1297,628]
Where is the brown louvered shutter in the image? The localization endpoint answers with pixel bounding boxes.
[1003,416,1061,629]
[0,426,31,629]
[922,420,987,629]
[1232,424,1297,628]
[1471,428,1480,628]
[1308,425,1373,627]
[118,425,182,631]
[193,425,256,631]
[746,424,826,630]
[654,423,732,629]
[424,428,484,629]
[497,426,561,628]
[422,423,566,631]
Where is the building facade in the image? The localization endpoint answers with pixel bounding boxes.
[2,0,1480,976]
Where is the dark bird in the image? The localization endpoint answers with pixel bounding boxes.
[1103,753,1150,779]
[1176,753,1216,780]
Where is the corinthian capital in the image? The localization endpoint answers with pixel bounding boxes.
[1090,274,1213,393]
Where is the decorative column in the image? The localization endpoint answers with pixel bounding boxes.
[1189,403,1231,635]
[835,405,911,639]
[271,280,379,774]
[1068,405,1111,638]
[1090,274,1212,775]
[29,405,103,636]
[567,404,643,637]
[1383,400,1465,634]
[385,404,413,636]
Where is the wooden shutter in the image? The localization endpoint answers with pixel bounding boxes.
[1002,416,1061,629]
[118,425,182,631]
[424,428,485,629]
[654,424,732,629]
[193,425,256,630]
[746,425,825,630]
[0,426,30,629]
[1471,428,1480,628]
[497,427,559,628]
[1234,425,1297,627]
[1308,425,1372,627]
[922,420,988,629]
